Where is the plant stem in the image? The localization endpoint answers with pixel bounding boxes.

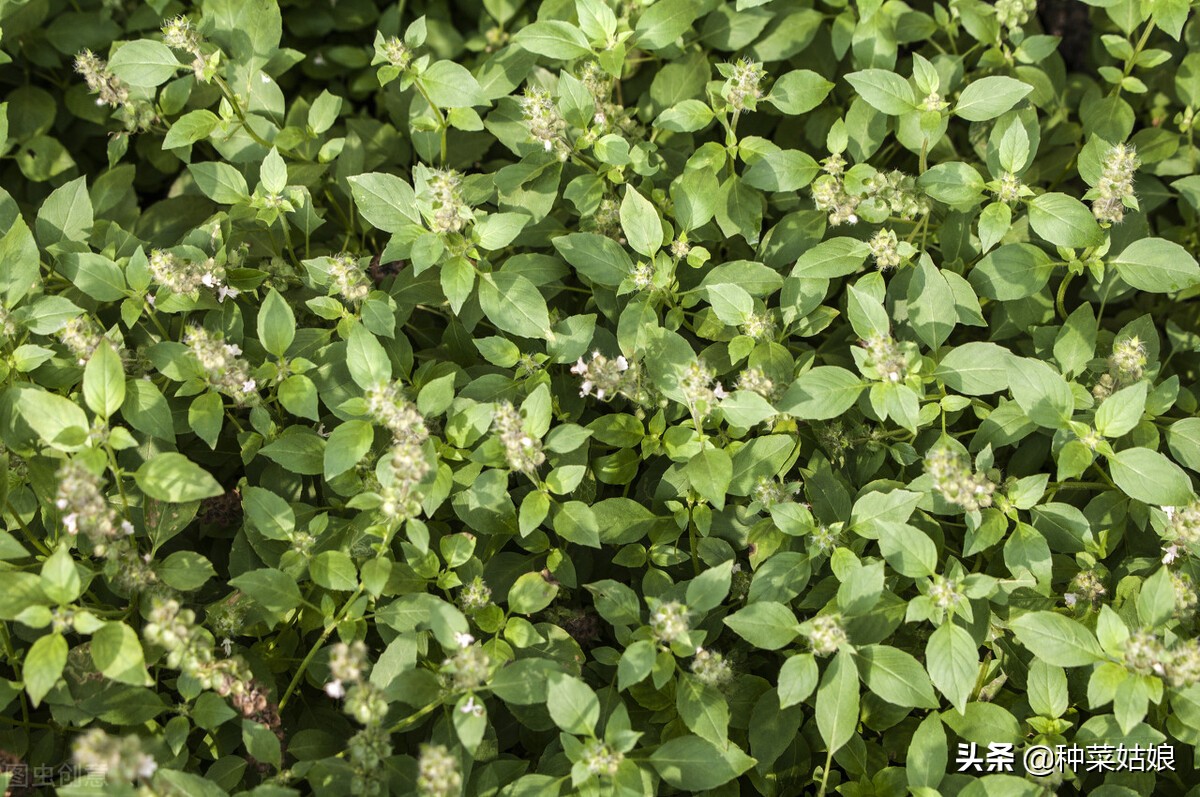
[278,585,365,710]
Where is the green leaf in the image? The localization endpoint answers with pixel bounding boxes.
[188,392,224,450]
[845,69,916,115]
[324,420,375,480]
[742,150,820,191]
[41,545,82,605]
[135,454,223,503]
[229,568,304,613]
[877,522,938,578]
[513,21,592,60]
[546,673,599,735]
[634,0,705,49]
[907,257,957,349]
[257,288,296,358]
[778,653,819,708]
[508,571,559,614]
[767,70,834,115]
[1006,357,1074,429]
[348,173,420,232]
[968,243,1054,300]
[420,61,485,108]
[83,340,125,419]
[0,216,40,304]
[1095,382,1146,438]
[1110,238,1200,293]
[926,623,977,713]
[1108,447,1194,506]
[857,644,939,708]
[686,447,732,510]
[346,324,391,389]
[91,622,151,686]
[478,272,551,338]
[23,633,67,707]
[552,233,632,286]
[189,162,249,204]
[918,162,986,208]
[779,367,865,420]
[1009,611,1105,667]
[954,76,1032,121]
[554,501,601,548]
[934,342,1012,395]
[790,237,870,278]
[108,40,180,88]
[677,676,729,745]
[1028,193,1105,248]
[816,649,859,753]
[620,186,662,257]
[724,601,800,650]
[310,551,358,591]
[650,735,754,791]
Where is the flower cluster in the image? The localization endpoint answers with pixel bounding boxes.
[417,744,462,797]
[441,635,491,691]
[1124,630,1200,688]
[720,58,767,111]
[808,524,843,558]
[161,15,216,81]
[580,740,624,778]
[374,36,412,70]
[807,614,848,656]
[519,87,568,155]
[741,311,775,341]
[860,334,909,383]
[736,366,777,400]
[1164,502,1200,549]
[861,170,929,220]
[812,173,860,226]
[996,172,1024,203]
[327,253,372,304]
[365,380,428,443]
[148,250,238,301]
[1090,143,1140,224]
[571,351,638,401]
[424,169,473,234]
[458,576,492,612]
[74,49,129,109]
[994,0,1037,33]
[753,477,799,509]
[650,601,690,645]
[1064,569,1107,609]
[925,446,996,512]
[691,647,734,689]
[325,640,368,700]
[56,459,125,543]
[493,401,545,474]
[868,228,902,270]
[928,576,965,612]
[184,326,258,405]
[1093,336,1147,401]
[72,729,157,784]
[679,359,728,417]
[59,316,104,366]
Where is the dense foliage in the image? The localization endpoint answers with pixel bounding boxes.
[3,0,1200,794]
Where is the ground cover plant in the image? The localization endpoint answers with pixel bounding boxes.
[2,0,1200,794]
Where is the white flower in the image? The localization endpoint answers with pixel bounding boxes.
[713,384,728,399]
[1164,506,1178,521]
[325,680,346,699]
[241,379,257,393]
[1064,593,1078,607]
[460,696,483,716]
[454,632,475,648]
[121,520,135,535]
[1164,544,1180,565]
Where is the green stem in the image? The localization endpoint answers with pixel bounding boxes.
[1056,269,1076,321]
[278,585,365,710]
[213,75,272,148]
